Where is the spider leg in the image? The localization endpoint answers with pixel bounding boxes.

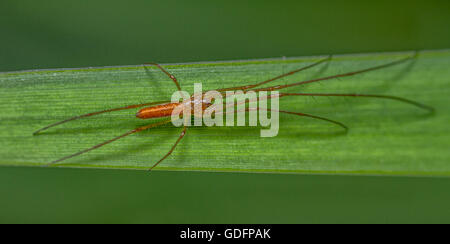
[253,54,417,92]
[148,126,187,171]
[47,119,172,166]
[217,56,331,92]
[143,63,182,92]
[33,101,170,135]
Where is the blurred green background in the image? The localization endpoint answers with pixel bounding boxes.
[1,0,449,223]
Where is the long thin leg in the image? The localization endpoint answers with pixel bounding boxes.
[217,56,331,92]
[216,105,347,131]
[252,54,416,92]
[277,109,348,131]
[143,63,182,92]
[149,126,187,171]
[278,93,434,112]
[238,107,348,132]
[33,100,170,135]
[47,119,172,166]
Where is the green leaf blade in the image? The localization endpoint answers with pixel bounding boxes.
[1,50,449,175]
